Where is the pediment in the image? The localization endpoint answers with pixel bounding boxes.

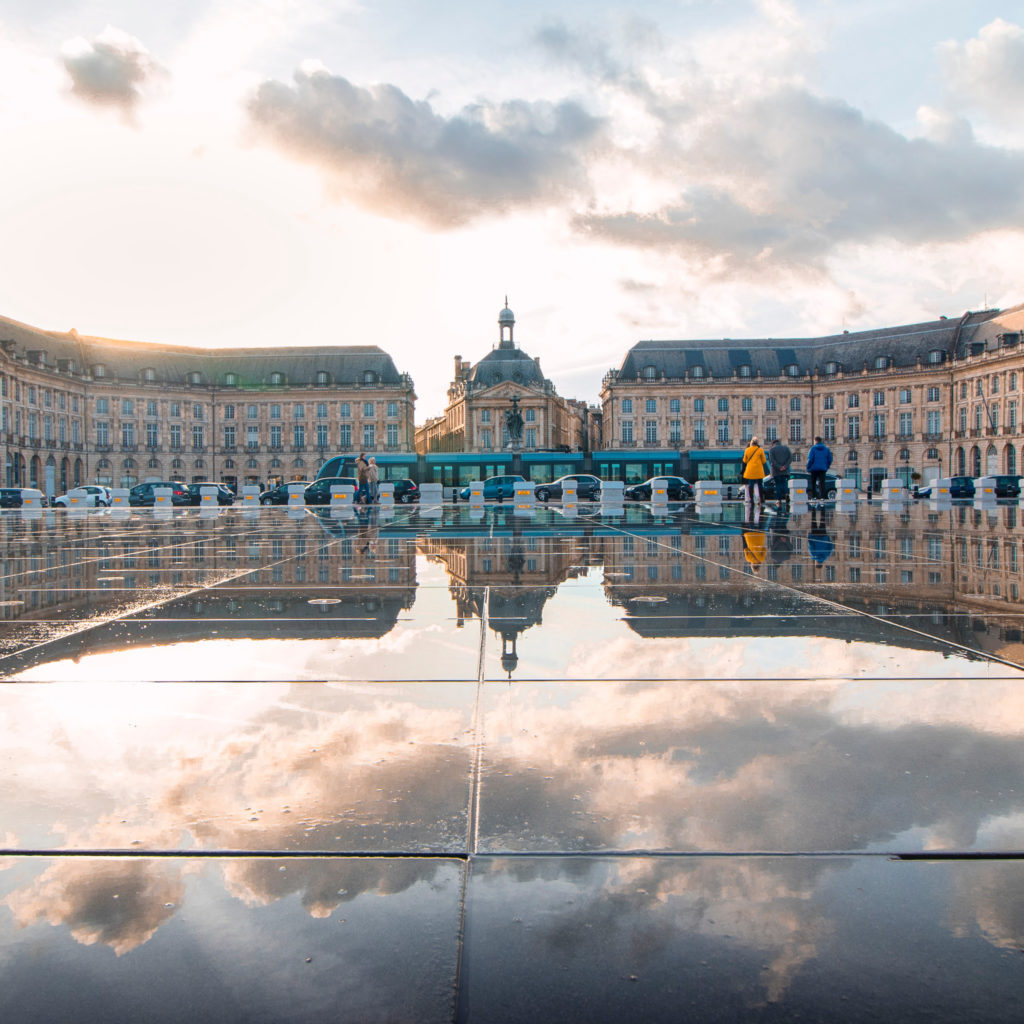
[473,381,546,400]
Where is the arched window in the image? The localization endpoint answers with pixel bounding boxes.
[270,372,285,386]
[956,447,966,475]
[316,370,330,386]
[248,458,258,469]
[899,448,910,461]
[123,458,135,469]
[971,445,981,477]
[148,457,160,469]
[224,372,238,386]
[171,458,184,470]
[847,450,858,461]
[1007,445,1017,475]
[194,459,204,469]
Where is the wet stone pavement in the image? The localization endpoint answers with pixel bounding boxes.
[0,499,1022,1022]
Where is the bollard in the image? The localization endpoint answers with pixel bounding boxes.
[242,485,260,506]
[600,479,625,515]
[694,480,723,508]
[152,487,173,508]
[418,482,443,516]
[287,483,306,507]
[378,482,395,506]
[514,484,535,514]
[20,488,45,508]
[973,476,997,505]
[66,488,96,508]
[467,481,484,509]
[650,477,670,509]
[200,485,218,507]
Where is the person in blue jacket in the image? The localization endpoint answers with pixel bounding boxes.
[806,436,833,502]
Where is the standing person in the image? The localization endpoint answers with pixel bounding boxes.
[767,437,793,509]
[806,436,833,504]
[741,436,769,505]
[367,457,380,504]
[355,453,369,505]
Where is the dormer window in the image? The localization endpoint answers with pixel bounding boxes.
[316,370,330,386]
[874,356,889,370]
[188,371,202,385]
[270,372,285,386]
[824,361,839,375]
[641,364,657,380]
[224,372,238,386]
[143,367,156,382]
[92,364,106,379]
[690,365,705,379]
[928,349,944,364]
[736,364,752,378]
[363,371,376,385]
[785,364,800,377]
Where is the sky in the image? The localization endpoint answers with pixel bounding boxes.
[2,1,1024,417]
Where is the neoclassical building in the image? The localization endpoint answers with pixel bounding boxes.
[600,304,1024,491]
[0,314,415,491]
[415,302,588,454]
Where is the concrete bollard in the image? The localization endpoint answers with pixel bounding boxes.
[600,479,625,515]
[65,488,96,508]
[650,477,670,509]
[694,480,723,507]
[242,485,260,506]
[514,483,535,515]
[287,483,306,507]
[467,481,485,508]
[200,485,219,507]
[20,488,45,509]
[152,487,173,508]
[418,482,443,516]
[378,482,395,506]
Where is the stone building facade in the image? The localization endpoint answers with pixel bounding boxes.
[415,303,587,454]
[0,314,415,491]
[600,304,1024,491]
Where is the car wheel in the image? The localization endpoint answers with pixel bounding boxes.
[400,492,413,503]
[826,488,837,500]
[536,488,550,502]
[260,497,271,505]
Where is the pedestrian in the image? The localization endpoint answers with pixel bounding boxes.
[767,437,792,508]
[355,453,369,504]
[806,436,833,504]
[741,436,769,505]
[367,457,379,504]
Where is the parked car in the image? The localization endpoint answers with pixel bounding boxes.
[52,485,112,508]
[128,480,191,506]
[0,487,25,508]
[303,477,359,506]
[624,476,694,501]
[392,478,420,503]
[185,482,235,506]
[457,474,527,501]
[534,474,602,502]
[260,481,311,505]
[762,471,839,501]
[992,475,1022,498]
[913,476,976,499]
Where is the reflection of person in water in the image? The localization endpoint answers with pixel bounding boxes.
[808,507,834,567]
[768,512,793,566]
[357,506,379,557]
[742,516,767,571]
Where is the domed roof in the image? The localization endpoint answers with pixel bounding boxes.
[499,305,515,324]
[469,346,544,387]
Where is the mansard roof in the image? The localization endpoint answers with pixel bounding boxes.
[0,314,409,387]
[613,307,1022,381]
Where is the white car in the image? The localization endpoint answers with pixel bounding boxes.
[52,485,112,508]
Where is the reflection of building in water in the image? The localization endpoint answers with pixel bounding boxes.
[0,512,417,672]
[421,526,592,675]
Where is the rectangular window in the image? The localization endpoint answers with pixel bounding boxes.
[848,394,860,408]
[480,428,492,449]
[765,397,776,412]
[718,398,729,412]
[97,398,109,414]
[317,402,328,419]
[316,424,328,448]
[823,395,835,410]
[293,424,305,448]
[642,398,655,413]
[525,427,537,448]
[122,399,134,415]
[789,419,802,442]
[669,398,680,413]
[740,419,753,441]
[899,412,912,436]
[363,402,374,417]
[270,404,281,419]
[899,388,911,404]
[96,421,109,446]
[270,425,282,448]
[223,404,235,419]
[717,419,729,443]
[693,398,704,412]
[926,410,941,434]
[363,424,375,448]
[193,403,203,420]
[622,398,633,413]
[121,422,134,446]
[693,419,705,442]
[645,420,658,444]
[387,401,398,418]
[992,376,1000,395]
[741,397,752,412]
[848,415,860,440]
[927,386,940,402]
[146,423,158,448]
[72,420,80,443]
[224,426,236,448]
[294,403,304,418]
[192,426,204,449]
[525,408,536,421]
[823,417,836,441]
[339,403,350,418]
[481,409,491,423]
[339,423,351,448]
[873,390,885,406]
[1010,402,1017,430]
[621,420,634,444]
[790,397,801,411]
[765,423,777,441]
[247,425,259,449]
[170,424,182,447]
[974,406,983,430]
[387,423,399,447]
[247,404,258,419]
[872,413,886,437]
[669,419,681,442]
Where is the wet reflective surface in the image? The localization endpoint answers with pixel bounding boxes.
[1,501,1022,1021]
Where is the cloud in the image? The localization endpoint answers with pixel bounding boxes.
[246,67,605,227]
[939,19,1024,124]
[59,25,165,117]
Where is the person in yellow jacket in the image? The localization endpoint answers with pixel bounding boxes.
[741,437,769,504]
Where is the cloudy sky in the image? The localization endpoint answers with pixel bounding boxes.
[2,1,1023,414]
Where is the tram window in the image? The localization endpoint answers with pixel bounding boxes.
[625,463,645,484]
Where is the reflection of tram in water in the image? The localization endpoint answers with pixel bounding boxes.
[312,448,741,490]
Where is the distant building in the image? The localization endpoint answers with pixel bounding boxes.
[0,314,415,491]
[415,301,588,454]
[600,304,1024,490]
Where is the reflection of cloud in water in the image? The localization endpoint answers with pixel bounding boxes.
[948,863,1024,953]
